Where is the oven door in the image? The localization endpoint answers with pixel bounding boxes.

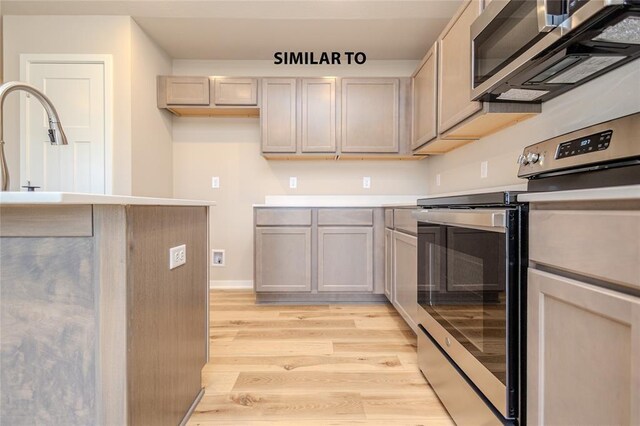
[414,208,520,420]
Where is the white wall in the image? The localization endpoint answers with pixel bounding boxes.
[131,21,173,197]
[3,15,133,193]
[171,59,429,284]
[2,15,173,196]
[426,60,640,194]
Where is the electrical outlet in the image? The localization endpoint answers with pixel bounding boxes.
[211,176,220,188]
[169,244,186,269]
[212,249,225,267]
[289,177,297,189]
[436,174,441,186]
[363,176,371,189]
[480,161,488,179]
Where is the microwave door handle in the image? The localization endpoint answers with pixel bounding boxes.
[538,0,563,32]
[412,209,507,232]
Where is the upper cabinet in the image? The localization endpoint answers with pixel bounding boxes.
[341,78,399,154]
[261,78,298,153]
[301,78,337,153]
[411,0,541,155]
[260,77,414,160]
[438,0,482,134]
[411,43,438,150]
[213,78,258,106]
[157,76,260,117]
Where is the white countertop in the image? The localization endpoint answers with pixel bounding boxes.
[0,192,215,206]
[518,184,640,203]
[254,195,427,208]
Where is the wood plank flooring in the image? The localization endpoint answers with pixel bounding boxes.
[187,290,454,425]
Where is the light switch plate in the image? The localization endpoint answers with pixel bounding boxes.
[363,176,371,189]
[212,176,220,188]
[289,177,297,189]
[169,244,186,269]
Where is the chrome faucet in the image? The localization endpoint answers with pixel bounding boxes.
[0,81,69,191]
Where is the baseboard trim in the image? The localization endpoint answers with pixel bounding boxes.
[210,280,254,289]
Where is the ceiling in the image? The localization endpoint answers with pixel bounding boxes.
[2,0,464,60]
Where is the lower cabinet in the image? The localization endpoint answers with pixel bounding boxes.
[254,207,384,302]
[527,268,640,425]
[255,227,312,292]
[393,230,418,332]
[318,227,373,292]
[384,228,394,301]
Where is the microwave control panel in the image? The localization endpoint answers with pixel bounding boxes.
[555,130,612,159]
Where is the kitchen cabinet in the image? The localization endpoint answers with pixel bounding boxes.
[438,0,482,133]
[409,0,539,150]
[157,75,260,117]
[527,269,640,425]
[341,78,399,153]
[254,227,312,292]
[261,78,298,153]
[0,203,209,426]
[317,227,373,292]
[213,77,258,106]
[385,227,394,301]
[527,201,640,425]
[393,229,418,332]
[412,43,438,150]
[301,78,337,153]
[164,76,210,106]
[253,207,386,302]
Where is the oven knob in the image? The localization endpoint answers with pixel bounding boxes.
[527,152,540,164]
[517,154,528,165]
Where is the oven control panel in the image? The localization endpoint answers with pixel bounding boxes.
[555,130,612,159]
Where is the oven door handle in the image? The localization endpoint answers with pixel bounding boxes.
[412,209,507,232]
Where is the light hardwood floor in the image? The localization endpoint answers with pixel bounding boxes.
[187,290,454,425]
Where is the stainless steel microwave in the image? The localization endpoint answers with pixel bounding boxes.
[471,0,640,103]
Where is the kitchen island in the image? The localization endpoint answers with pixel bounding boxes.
[0,193,213,426]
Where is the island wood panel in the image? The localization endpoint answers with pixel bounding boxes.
[0,237,96,425]
[0,205,93,237]
[187,290,453,425]
[126,206,208,426]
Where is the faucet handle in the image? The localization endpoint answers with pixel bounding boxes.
[22,180,40,192]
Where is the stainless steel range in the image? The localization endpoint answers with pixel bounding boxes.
[414,112,640,426]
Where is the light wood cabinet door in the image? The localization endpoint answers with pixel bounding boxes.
[393,230,418,331]
[255,227,311,292]
[165,76,210,106]
[385,228,394,301]
[528,268,640,425]
[213,78,258,106]
[341,78,399,153]
[301,78,337,153]
[261,78,297,153]
[317,227,373,292]
[412,43,438,150]
[438,0,482,133]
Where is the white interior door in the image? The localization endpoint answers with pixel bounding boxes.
[24,62,105,193]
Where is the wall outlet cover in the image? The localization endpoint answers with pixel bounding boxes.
[169,244,187,269]
[212,249,225,267]
[289,177,297,189]
[363,176,371,189]
[480,161,488,179]
[436,174,441,186]
[212,176,220,188]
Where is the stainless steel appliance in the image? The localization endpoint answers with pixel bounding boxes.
[472,0,640,103]
[415,112,640,426]
[415,193,526,426]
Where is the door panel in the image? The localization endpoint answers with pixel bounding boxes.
[25,62,105,193]
[317,227,373,292]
